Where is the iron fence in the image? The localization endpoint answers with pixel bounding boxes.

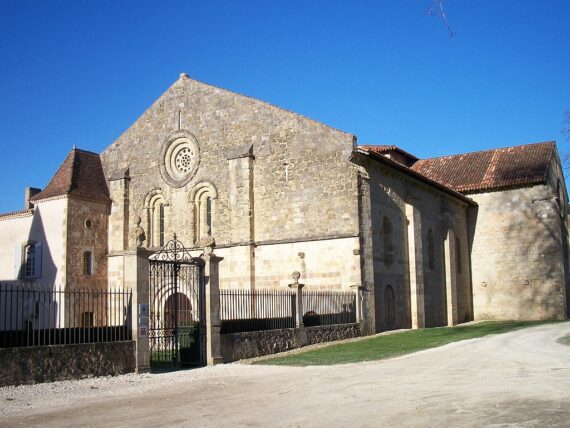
[220,288,357,333]
[302,290,356,327]
[0,282,132,348]
[220,288,295,333]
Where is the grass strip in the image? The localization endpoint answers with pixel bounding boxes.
[255,320,558,366]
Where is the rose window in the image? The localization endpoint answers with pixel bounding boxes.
[160,133,200,188]
[175,148,194,173]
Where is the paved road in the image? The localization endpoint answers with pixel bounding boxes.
[2,322,569,427]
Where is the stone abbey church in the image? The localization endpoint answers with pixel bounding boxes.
[1,73,568,334]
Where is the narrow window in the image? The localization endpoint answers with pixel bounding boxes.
[83,251,93,276]
[159,204,165,247]
[382,216,394,267]
[24,244,35,278]
[206,196,212,232]
[427,229,435,271]
[196,192,214,240]
[191,182,217,243]
[456,236,462,273]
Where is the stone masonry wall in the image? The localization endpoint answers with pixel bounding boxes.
[0,341,135,387]
[469,182,568,320]
[66,198,109,292]
[220,324,360,362]
[101,75,358,250]
[363,157,472,332]
[215,237,361,290]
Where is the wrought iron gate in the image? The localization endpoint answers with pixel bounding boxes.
[149,236,206,370]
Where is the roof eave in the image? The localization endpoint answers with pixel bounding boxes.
[354,148,477,206]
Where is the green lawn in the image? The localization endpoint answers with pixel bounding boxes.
[255,320,558,366]
[557,334,570,346]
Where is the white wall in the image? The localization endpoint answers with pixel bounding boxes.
[0,198,67,286]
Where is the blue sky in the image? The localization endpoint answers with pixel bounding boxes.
[1,1,569,213]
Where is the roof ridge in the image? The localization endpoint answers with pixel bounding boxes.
[67,148,78,193]
[416,140,556,163]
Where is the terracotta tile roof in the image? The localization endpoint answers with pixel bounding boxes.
[410,141,556,193]
[359,145,418,161]
[31,148,110,203]
[355,148,476,205]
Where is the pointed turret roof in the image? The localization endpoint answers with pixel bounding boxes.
[30,148,110,203]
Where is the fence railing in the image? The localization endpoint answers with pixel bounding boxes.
[220,288,295,333]
[302,290,356,327]
[219,288,358,334]
[0,282,132,348]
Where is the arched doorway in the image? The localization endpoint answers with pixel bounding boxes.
[164,292,192,329]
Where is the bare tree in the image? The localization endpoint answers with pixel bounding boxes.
[427,0,455,38]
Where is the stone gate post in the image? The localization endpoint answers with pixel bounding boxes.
[123,247,151,373]
[288,272,305,328]
[202,251,224,366]
[350,284,365,324]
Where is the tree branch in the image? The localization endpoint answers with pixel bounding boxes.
[427,0,455,38]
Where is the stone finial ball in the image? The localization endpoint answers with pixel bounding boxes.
[292,271,301,281]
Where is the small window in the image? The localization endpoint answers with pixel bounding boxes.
[159,204,165,247]
[17,242,41,279]
[83,251,93,276]
[24,244,35,278]
[144,190,167,248]
[194,184,216,241]
[206,196,212,232]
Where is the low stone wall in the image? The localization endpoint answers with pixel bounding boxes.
[221,323,361,362]
[305,323,361,346]
[0,341,136,387]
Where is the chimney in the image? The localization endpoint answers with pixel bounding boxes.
[24,187,41,209]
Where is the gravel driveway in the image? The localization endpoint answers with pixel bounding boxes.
[1,322,569,427]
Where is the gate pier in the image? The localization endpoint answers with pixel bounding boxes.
[204,252,224,365]
[122,247,152,373]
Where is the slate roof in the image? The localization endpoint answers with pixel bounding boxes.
[30,148,110,203]
[410,141,556,193]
